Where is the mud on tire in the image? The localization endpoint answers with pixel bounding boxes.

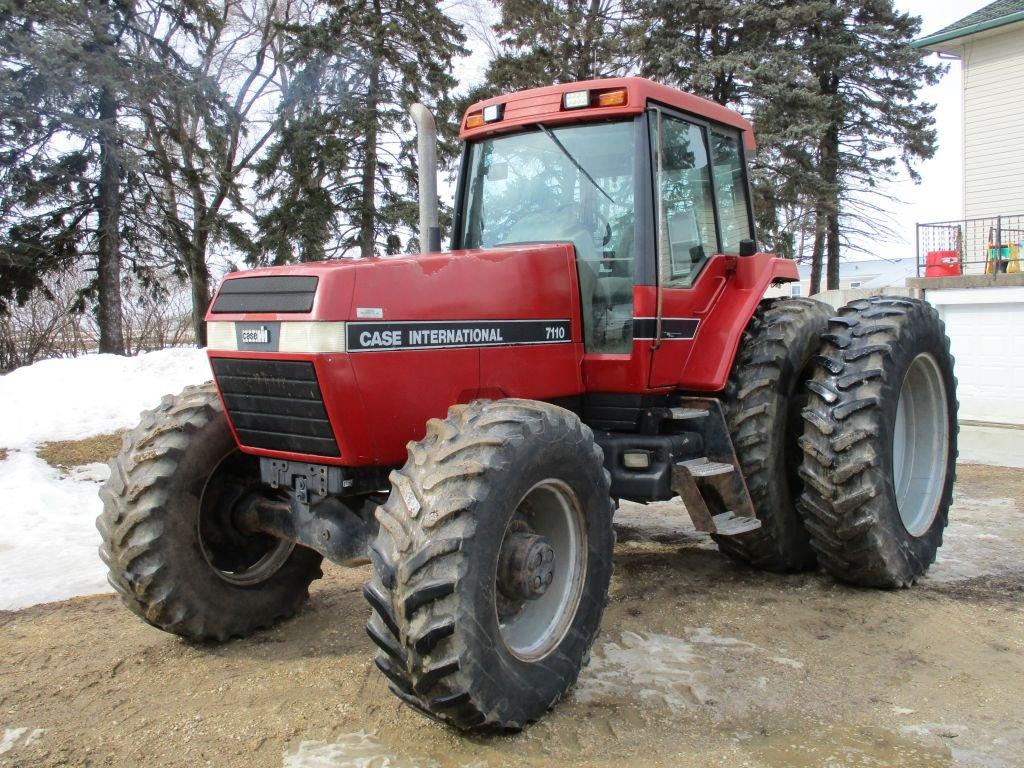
[364,399,615,731]
[97,383,323,641]
[712,297,831,572]
[798,296,958,588]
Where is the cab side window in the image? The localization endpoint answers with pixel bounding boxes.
[709,130,753,253]
[651,113,718,287]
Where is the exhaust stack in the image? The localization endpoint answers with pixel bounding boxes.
[410,103,441,253]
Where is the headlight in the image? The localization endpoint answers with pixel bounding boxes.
[205,321,347,353]
[279,322,347,353]
[206,321,237,350]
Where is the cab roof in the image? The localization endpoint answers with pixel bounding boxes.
[459,76,755,151]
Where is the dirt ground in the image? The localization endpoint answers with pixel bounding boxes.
[35,433,126,473]
[1,464,1022,768]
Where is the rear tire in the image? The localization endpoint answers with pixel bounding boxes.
[798,296,958,587]
[97,383,323,641]
[711,297,831,572]
[364,399,614,731]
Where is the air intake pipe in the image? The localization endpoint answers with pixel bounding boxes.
[410,103,441,253]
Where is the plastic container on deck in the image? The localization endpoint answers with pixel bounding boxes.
[924,250,961,278]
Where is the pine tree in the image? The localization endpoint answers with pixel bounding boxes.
[254,0,466,262]
[634,0,938,289]
[485,0,631,92]
[0,0,218,352]
[634,0,760,107]
[0,0,137,353]
[774,0,940,291]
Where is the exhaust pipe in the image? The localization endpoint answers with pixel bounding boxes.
[410,103,441,253]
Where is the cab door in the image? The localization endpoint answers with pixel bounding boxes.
[647,108,755,388]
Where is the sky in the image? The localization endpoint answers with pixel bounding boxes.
[445,0,991,262]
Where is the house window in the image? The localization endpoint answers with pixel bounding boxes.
[790,284,802,297]
[850,281,862,289]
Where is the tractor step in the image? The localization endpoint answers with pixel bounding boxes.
[676,458,733,477]
[660,398,761,538]
[711,511,762,536]
[669,407,710,421]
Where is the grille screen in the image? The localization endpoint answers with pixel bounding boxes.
[211,357,340,457]
[211,275,318,314]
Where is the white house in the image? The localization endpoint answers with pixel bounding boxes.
[765,258,917,299]
[913,0,1024,427]
[916,1,1024,220]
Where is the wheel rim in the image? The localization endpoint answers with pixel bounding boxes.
[495,479,587,662]
[197,451,294,586]
[892,353,950,537]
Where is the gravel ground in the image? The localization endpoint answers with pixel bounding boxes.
[1,464,1022,768]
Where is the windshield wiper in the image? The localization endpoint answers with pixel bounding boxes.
[537,124,618,206]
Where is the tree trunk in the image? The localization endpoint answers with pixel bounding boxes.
[96,85,125,355]
[577,0,602,80]
[187,232,211,347]
[809,209,825,296]
[358,0,384,259]
[818,70,842,292]
[826,210,841,290]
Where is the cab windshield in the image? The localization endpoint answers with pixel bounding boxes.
[459,120,637,353]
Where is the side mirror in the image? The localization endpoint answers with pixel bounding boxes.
[739,238,757,257]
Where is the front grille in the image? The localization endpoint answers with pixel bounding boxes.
[211,275,318,314]
[211,358,340,457]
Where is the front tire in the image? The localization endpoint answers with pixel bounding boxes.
[97,383,323,641]
[798,297,958,587]
[364,399,614,731]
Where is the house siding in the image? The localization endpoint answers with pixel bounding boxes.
[962,24,1024,220]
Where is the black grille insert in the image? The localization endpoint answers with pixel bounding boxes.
[211,357,340,457]
[211,275,318,314]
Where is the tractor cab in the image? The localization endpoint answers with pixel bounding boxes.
[452,78,795,391]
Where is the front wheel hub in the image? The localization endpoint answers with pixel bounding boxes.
[498,532,556,601]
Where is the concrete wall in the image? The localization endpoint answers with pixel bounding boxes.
[807,286,920,311]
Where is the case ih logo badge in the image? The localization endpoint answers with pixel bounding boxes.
[347,320,571,352]
[241,326,270,344]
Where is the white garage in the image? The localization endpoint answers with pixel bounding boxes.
[925,286,1024,426]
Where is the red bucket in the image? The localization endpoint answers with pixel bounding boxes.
[924,250,961,278]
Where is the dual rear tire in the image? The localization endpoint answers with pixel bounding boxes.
[716,296,958,588]
[713,297,831,572]
[798,296,958,587]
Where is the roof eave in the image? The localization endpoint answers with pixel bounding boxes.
[913,11,1024,51]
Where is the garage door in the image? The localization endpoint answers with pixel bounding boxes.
[928,287,1024,426]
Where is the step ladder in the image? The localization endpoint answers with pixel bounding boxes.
[667,399,761,537]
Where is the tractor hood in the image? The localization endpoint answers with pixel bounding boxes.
[205,243,584,357]
[207,244,580,326]
[204,243,586,466]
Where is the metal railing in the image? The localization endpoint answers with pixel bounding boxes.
[916,214,1024,278]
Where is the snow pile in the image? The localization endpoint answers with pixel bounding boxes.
[0,348,211,610]
[0,347,211,449]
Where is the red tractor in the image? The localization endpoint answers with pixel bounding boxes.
[99,77,958,731]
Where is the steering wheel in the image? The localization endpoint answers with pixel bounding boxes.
[549,203,612,247]
[491,204,611,251]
